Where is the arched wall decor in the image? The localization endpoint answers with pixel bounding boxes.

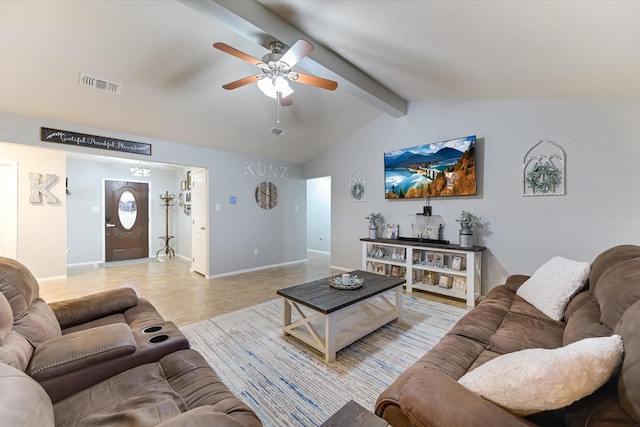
[523,140,566,197]
[350,168,367,202]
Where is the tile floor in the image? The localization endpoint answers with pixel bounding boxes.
[39,252,465,326]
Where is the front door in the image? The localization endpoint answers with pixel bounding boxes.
[105,180,149,262]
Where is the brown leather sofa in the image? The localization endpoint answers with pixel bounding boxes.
[376,245,640,426]
[0,256,262,426]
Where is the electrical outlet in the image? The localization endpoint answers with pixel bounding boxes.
[254,248,258,255]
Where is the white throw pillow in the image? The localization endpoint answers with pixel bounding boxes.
[516,256,590,321]
[458,335,624,416]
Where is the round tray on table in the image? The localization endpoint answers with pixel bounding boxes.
[328,275,364,290]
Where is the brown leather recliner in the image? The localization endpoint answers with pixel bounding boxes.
[0,257,262,426]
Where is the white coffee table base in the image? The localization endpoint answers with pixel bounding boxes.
[281,286,403,363]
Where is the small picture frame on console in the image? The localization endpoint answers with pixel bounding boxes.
[453,276,467,294]
[390,265,402,277]
[451,256,463,271]
[423,271,435,286]
[438,275,452,289]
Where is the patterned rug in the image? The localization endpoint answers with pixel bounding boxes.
[180,296,467,427]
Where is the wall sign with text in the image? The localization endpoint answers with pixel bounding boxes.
[40,127,152,156]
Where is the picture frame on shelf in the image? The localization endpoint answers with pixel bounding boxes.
[383,224,399,239]
[451,255,463,271]
[375,263,386,275]
[453,276,467,294]
[438,275,452,289]
[392,248,405,261]
[435,253,444,268]
[390,265,402,277]
[425,252,435,264]
[423,271,435,286]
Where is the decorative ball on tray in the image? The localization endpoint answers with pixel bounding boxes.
[329,274,364,290]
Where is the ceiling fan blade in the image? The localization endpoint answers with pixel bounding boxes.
[280,40,314,68]
[291,72,338,91]
[213,42,264,66]
[222,75,259,90]
[279,92,293,107]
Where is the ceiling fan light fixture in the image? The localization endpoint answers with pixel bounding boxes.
[257,76,293,99]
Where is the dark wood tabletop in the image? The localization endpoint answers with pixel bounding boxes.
[276,270,405,314]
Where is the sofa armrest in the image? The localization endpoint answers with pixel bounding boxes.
[155,406,245,427]
[27,323,136,382]
[377,369,536,427]
[48,288,138,329]
[504,274,530,292]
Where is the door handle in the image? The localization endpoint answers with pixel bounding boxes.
[106,223,116,228]
[200,227,205,230]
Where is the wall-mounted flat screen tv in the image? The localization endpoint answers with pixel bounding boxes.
[384,135,476,199]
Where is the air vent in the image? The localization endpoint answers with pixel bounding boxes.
[79,73,121,95]
[269,127,288,137]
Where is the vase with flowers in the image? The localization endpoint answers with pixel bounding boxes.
[455,210,482,248]
[366,212,384,239]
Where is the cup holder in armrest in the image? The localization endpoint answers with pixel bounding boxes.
[142,325,164,334]
[147,334,170,344]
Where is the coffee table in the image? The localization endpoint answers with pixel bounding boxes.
[320,400,389,427]
[277,270,404,363]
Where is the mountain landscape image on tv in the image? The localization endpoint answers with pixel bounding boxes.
[385,135,477,199]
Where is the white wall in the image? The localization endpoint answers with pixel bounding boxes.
[0,111,307,279]
[304,98,640,295]
[0,142,66,278]
[306,177,331,253]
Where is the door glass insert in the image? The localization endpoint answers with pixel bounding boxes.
[118,190,137,229]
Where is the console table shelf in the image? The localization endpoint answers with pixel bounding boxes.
[361,238,486,307]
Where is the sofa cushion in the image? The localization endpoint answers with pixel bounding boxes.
[595,257,640,331]
[0,257,41,319]
[12,298,62,346]
[563,295,610,346]
[488,311,565,354]
[516,256,590,321]
[589,245,640,293]
[52,349,262,427]
[615,300,640,421]
[0,292,12,340]
[458,335,624,416]
[0,362,55,426]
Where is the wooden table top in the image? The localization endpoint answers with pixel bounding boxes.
[277,270,404,314]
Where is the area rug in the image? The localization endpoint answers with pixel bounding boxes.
[180,296,467,427]
[97,257,160,268]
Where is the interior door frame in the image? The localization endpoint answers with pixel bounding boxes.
[102,177,152,262]
[190,167,209,277]
[0,161,18,259]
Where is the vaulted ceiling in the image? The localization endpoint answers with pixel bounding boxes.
[0,1,638,164]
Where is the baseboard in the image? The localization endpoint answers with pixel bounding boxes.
[208,258,308,279]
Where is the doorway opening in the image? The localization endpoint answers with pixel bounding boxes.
[306,176,331,256]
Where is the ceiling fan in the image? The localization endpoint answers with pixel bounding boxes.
[213,40,338,106]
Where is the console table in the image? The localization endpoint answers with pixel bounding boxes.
[361,238,486,307]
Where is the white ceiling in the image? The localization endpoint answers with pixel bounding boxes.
[1,1,638,164]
